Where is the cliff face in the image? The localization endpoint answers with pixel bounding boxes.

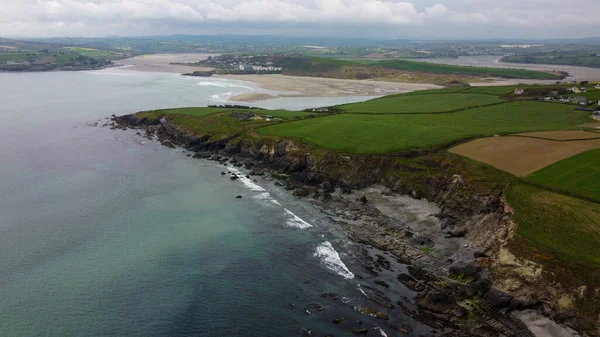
[114,114,596,336]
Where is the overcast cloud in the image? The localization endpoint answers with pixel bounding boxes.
[1,0,599,39]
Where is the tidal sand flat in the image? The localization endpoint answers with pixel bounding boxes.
[221,74,441,100]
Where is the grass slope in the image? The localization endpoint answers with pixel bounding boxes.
[258,102,590,153]
[508,184,600,269]
[526,148,600,202]
[339,93,503,114]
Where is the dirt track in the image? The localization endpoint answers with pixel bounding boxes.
[449,136,600,176]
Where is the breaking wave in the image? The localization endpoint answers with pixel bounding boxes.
[284,209,313,229]
[314,241,355,280]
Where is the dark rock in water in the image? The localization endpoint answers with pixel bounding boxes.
[321,181,334,193]
[358,196,368,204]
[375,255,391,270]
[221,172,226,175]
[342,187,352,194]
[161,141,176,148]
[354,306,389,320]
[236,195,242,199]
[306,303,324,311]
[245,175,250,179]
[352,328,368,334]
[293,188,310,197]
[390,324,412,335]
[250,169,264,176]
[193,152,211,159]
[233,163,243,167]
[230,175,239,181]
[397,273,426,292]
[186,154,191,157]
[332,317,345,324]
[229,158,238,164]
[321,292,338,299]
[407,266,436,283]
[284,183,296,191]
[374,280,390,288]
[275,181,284,187]
[299,327,312,336]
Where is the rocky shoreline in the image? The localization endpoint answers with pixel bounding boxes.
[110,113,588,337]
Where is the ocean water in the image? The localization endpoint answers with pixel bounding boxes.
[0,69,423,336]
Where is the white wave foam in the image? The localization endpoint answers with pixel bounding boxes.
[197,81,254,90]
[375,327,388,337]
[283,209,313,229]
[228,167,265,192]
[357,284,369,297]
[314,241,355,279]
[197,81,227,88]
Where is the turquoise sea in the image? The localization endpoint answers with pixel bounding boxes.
[0,69,426,336]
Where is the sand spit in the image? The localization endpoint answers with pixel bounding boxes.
[116,54,216,73]
[219,74,440,100]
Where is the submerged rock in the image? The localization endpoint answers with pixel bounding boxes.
[161,141,175,148]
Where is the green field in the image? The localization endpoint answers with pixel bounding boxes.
[526,149,600,202]
[258,102,589,153]
[339,93,503,113]
[503,54,600,68]
[371,59,561,80]
[508,184,600,269]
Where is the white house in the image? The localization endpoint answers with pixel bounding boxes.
[596,84,600,89]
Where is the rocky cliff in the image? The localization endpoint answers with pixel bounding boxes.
[114,113,596,336]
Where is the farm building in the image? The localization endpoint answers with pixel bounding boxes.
[514,88,525,95]
[571,87,582,93]
[574,96,587,105]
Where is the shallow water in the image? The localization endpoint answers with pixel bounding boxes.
[0,69,428,336]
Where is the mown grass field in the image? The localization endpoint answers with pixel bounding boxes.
[258,102,590,153]
[508,184,600,269]
[371,59,561,80]
[339,93,504,113]
[526,148,600,202]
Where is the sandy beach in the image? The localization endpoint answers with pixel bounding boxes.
[115,54,440,101]
[116,53,215,73]
[220,74,440,101]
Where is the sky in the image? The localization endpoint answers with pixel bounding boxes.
[2,0,599,39]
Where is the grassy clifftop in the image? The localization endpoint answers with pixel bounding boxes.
[126,85,600,333]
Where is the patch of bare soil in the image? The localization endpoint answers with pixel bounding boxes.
[449,136,600,176]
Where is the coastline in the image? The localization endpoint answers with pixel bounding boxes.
[110,113,587,337]
[219,74,441,101]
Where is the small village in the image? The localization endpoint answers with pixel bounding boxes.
[199,54,284,74]
[513,82,600,111]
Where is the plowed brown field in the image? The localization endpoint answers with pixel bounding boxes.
[449,136,600,176]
